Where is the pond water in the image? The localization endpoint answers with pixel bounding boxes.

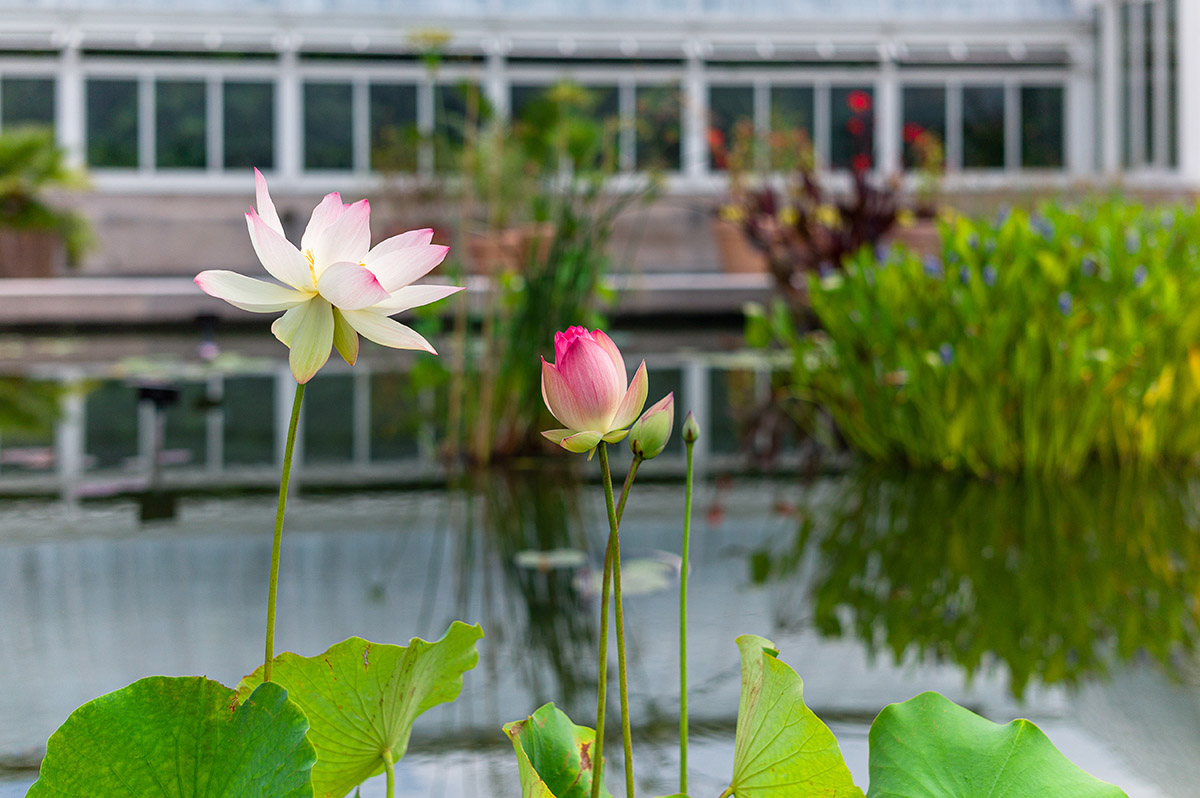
[1,465,1197,797]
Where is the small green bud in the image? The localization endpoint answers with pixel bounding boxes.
[628,392,674,460]
[682,411,700,444]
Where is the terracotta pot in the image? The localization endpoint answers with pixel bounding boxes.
[467,224,555,274]
[0,229,64,277]
[711,218,767,274]
[886,219,941,258]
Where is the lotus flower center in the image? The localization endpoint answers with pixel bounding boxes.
[305,249,316,282]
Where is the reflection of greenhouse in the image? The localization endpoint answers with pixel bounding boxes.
[0,0,1188,189]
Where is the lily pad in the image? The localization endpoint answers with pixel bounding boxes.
[239,621,483,798]
[867,692,1128,797]
[28,676,314,797]
[503,703,612,798]
[726,634,864,797]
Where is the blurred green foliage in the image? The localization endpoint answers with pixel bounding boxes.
[770,467,1200,699]
[0,126,91,265]
[749,198,1200,477]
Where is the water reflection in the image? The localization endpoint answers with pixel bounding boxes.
[774,468,1200,697]
[0,465,1190,796]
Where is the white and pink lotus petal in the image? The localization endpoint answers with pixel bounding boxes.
[194,270,309,313]
[300,192,346,254]
[366,228,436,260]
[253,168,285,237]
[309,199,371,272]
[555,336,626,426]
[364,245,451,293]
[589,328,627,380]
[609,360,649,432]
[340,309,436,353]
[370,284,463,313]
[541,357,609,433]
[246,210,314,291]
[316,261,391,310]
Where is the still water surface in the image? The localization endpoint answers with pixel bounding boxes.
[1,466,1197,796]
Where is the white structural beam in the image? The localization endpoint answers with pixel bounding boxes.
[1098,0,1122,174]
[876,46,900,175]
[1179,0,1200,181]
[682,44,707,182]
[56,41,85,168]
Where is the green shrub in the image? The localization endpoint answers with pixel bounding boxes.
[752,198,1200,477]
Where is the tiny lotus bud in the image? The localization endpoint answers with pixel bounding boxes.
[629,392,674,460]
[682,411,700,444]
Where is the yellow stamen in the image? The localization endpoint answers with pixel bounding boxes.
[305,249,316,282]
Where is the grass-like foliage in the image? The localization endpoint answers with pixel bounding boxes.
[754,199,1200,477]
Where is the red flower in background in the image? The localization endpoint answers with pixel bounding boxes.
[852,153,871,172]
[847,90,872,114]
[846,117,866,137]
[903,122,924,143]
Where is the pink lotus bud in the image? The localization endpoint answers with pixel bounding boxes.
[629,392,674,460]
[541,326,648,454]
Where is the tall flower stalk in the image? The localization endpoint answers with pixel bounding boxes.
[680,411,699,792]
[264,382,304,681]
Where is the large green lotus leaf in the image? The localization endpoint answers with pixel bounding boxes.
[27,676,314,797]
[239,621,483,798]
[867,692,1128,797]
[503,703,613,798]
[727,634,865,797]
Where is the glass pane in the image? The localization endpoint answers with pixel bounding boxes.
[962,85,1005,169]
[830,85,874,171]
[304,82,352,170]
[369,83,418,172]
[223,376,273,465]
[224,81,274,169]
[370,372,423,460]
[635,84,681,171]
[156,80,206,169]
[708,85,753,170]
[901,86,945,170]
[512,83,620,170]
[86,79,138,168]
[161,381,208,469]
[510,83,545,121]
[2,78,55,130]
[304,374,353,464]
[1021,86,1063,169]
[85,381,138,470]
[434,82,485,172]
[769,85,814,170]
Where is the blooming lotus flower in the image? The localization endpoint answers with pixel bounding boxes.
[195,169,459,383]
[541,326,648,454]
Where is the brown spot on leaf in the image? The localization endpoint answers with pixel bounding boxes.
[363,645,370,670]
[579,741,592,771]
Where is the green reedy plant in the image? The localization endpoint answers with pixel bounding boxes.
[754,197,1200,477]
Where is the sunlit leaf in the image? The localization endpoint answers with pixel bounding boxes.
[28,677,313,797]
[503,703,612,798]
[727,634,864,797]
[867,692,1128,797]
[239,621,483,798]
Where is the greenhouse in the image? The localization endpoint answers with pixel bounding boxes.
[0,0,1188,190]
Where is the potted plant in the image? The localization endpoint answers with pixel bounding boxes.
[0,127,90,277]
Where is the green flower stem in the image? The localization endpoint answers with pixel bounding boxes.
[616,456,641,524]
[591,452,642,798]
[264,381,305,683]
[597,444,635,798]
[680,437,696,795]
[383,749,395,798]
[592,524,613,798]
